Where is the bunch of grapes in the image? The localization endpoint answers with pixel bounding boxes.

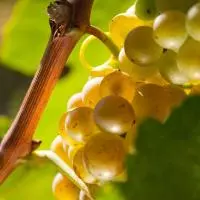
[51,1,200,199]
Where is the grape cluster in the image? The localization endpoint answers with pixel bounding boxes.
[51,1,200,199]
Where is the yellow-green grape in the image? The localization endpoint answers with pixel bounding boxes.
[83,133,126,181]
[155,0,198,13]
[73,147,97,184]
[67,92,85,111]
[119,48,158,82]
[190,84,200,95]
[153,10,187,52]
[94,95,135,135]
[113,170,127,183]
[65,107,97,143]
[52,173,80,200]
[82,77,103,108]
[186,2,200,42]
[124,26,163,66]
[68,145,81,164]
[158,50,189,85]
[177,38,200,81]
[79,185,99,200]
[135,0,158,20]
[100,71,136,102]
[51,136,71,166]
[79,190,90,200]
[109,13,145,47]
[132,83,171,123]
[126,4,136,16]
[59,113,80,147]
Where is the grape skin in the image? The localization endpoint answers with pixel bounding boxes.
[186,2,200,41]
[83,133,126,181]
[52,173,79,200]
[82,77,103,108]
[124,26,163,66]
[72,147,97,184]
[67,93,85,111]
[177,38,200,81]
[153,10,188,51]
[94,95,136,135]
[100,71,136,102]
[65,107,97,143]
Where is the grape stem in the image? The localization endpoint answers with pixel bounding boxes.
[0,0,94,184]
[86,25,120,58]
[34,150,93,200]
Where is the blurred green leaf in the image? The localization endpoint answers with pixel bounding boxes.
[0,116,10,138]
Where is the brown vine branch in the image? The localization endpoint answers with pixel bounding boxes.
[0,0,94,184]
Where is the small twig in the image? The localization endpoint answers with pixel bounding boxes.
[0,0,94,184]
[86,25,120,58]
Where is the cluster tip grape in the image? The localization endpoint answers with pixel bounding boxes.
[51,1,200,199]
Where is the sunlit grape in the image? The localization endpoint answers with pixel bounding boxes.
[153,11,187,51]
[135,0,158,20]
[177,38,200,81]
[186,2,200,41]
[158,50,189,85]
[109,13,145,47]
[73,147,96,184]
[84,133,126,181]
[119,48,158,82]
[82,77,103,108]
[52,173,79,200]
[100,71,136,102]
[59,113,80,147]
[124,26,163,65]
[51,136,71,166]
[94,95,136,135]
[132,83,186,122]
[65,107,97,143]
[67,93,85,111]
[68,145,81,164]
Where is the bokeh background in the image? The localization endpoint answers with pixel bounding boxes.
[0,0,132,199]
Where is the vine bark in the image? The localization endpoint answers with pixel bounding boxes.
[0,0,94,184]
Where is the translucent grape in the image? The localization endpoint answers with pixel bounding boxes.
[68,145,81,164]
[132,83,186,122]
[132,83,171,122]
[67,92,85,111]
[59,113,80,147]
[109,13,145,47]
[65,107,97,143]
[124,26,163,65]
[125,126,137,154]
[190,84,200,95]
[153,11,187,51]
[94,95,135,135]
[83,133,126,181]
[158,50,189,85]
[177,38,200,81]
[82,77,103,108]
[52,173,79,200]
[100,71,136,102]
[51,136,71,166]
[119,48,158,82]
[135,0,158,20]
[186,2,200,41]
[73,147,96,184]
[155,0,198,13]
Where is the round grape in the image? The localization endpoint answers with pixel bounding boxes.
[82,77,103,108]
[83,133,126,181]
[186,2,200,41]
[65,107,97,143]
[124,26,163,65]
[94,95,135,135]
[153,10,187,51]
[177,38,200,81]
[100,71,136,102]
[158,50,189,85]
[67,93,85,111]
[73,147,96,184]
[52,173,79,200]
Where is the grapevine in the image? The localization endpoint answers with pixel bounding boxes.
[1,0,200,199]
